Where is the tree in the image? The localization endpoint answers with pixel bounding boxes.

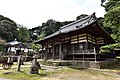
[101,0,106,6]
[42,19,61,36]
[102,0,120,42]
[0,38,6,52]
[29,19,64,41]
[18,26,30,42]
[0,15,18,41]
[31,43,41,54]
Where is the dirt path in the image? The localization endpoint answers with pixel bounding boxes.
[41,68,120,80]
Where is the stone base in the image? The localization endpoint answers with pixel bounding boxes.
[29,70,38,74]
[39,60,118,69]
[29,65,39,74]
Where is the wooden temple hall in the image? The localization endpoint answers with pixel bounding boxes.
[35,13,114,61]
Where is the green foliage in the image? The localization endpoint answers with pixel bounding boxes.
[101,43,120,49]
[40,19,63,37]
[29,19,74,41]
[0,15,17,41]
[18,26,30,42]
[0,38,6,52]
[99,49,110,53]
[103,1,120,42]
[100,43,120,53]
[0,45,4,52]
[32,43,41,52]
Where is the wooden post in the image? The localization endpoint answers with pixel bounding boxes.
[52,43,55,60]
[44,45,47,60]
[44,42,48,60]
[83,51,85,61]
[94,47,97,62]
[46,42,48,60]
[41,44,44,60]
[17,55,22,71]
[86,33,89,50]
[59,42,62,60]
[73,55,75,61]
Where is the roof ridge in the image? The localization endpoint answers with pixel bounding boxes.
[60,12,96,30]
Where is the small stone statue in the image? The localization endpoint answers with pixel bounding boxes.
[29,54,39,74]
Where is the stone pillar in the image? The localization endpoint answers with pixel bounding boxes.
[29,54,39,74]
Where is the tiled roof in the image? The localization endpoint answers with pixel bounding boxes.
[35,13,98,43]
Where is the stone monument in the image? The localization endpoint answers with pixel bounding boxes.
[29,54,39,74]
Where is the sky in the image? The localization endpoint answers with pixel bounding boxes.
[0,0,105,29]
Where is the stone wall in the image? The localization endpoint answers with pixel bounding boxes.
[39,60,119,69]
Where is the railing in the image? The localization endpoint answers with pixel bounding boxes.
[68,49,96,54]
[67,49,97,61]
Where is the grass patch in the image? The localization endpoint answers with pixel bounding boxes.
[0,67,47,80]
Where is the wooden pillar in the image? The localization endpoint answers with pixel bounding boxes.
[70,35,71,53]
[83,51,85,61]
[59,42,62,60]
[83,54,84,61]
[52,43,55,60]
[44,42,48,60]
[58,36,63,60]
[46,42,49,60]
[41,44,44,60]
[94,47,97,62]
[73,55,75,61]
[86,33,89,50]
[44,47,46,60]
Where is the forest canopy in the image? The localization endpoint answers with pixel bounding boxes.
[100,0,120,52]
